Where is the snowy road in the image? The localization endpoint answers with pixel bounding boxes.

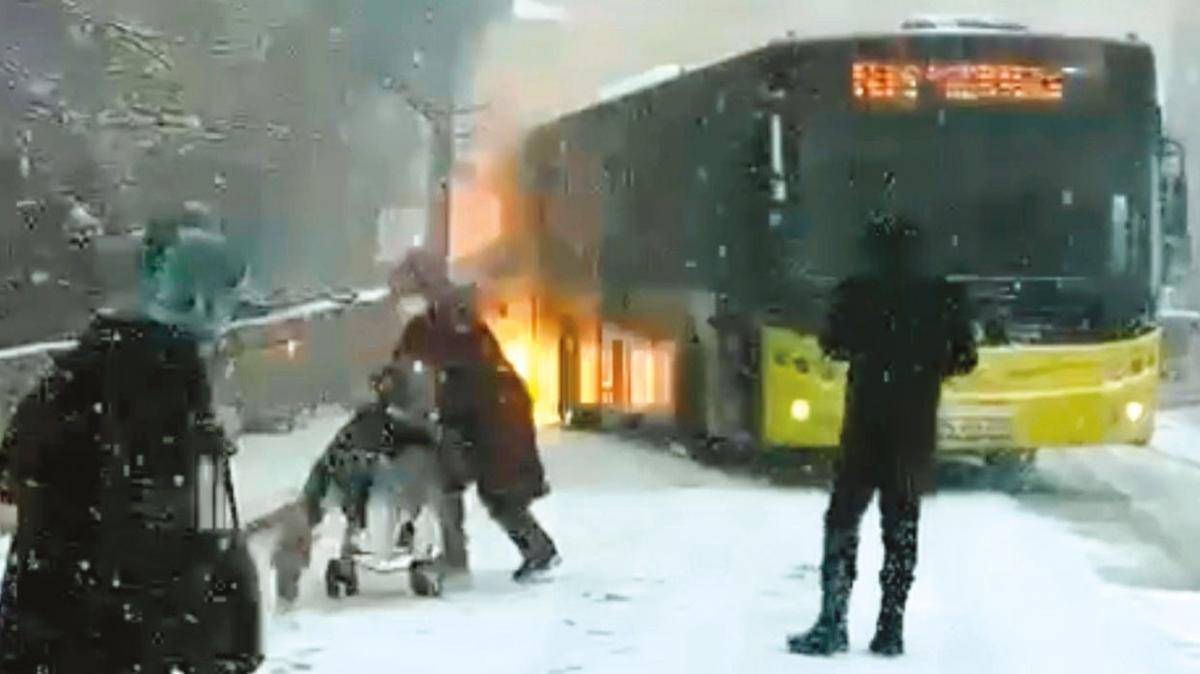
[3,408,1199,672]
[249,414,1200,674]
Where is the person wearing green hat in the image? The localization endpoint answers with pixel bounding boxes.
[0,213,263,672]
[137,214,248,338]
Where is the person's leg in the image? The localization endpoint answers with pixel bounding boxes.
[341,465,373,557]
[438,490,470,574]
[788,459,875,655]
[431,428,475,574]
[481,491,559,582]
[870,477,920,657]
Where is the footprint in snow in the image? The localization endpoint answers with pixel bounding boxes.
[787,564,818,580]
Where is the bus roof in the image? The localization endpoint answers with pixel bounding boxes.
[789,30,1149,50]
[564,31,1153,121]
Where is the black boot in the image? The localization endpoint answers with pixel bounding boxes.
[509,519,560,582]
[787,528,859,656]
[786,608,848,656]
[486,494,560,582]
[498,510,559,582]
[872,497,917,657]
[870,559,914,657]
[869,600,906,657]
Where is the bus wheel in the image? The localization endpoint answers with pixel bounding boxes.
[690,435,756,467]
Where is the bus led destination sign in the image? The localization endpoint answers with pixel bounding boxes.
[852,61,1066,105]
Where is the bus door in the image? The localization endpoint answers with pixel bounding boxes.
[558,324,581,421]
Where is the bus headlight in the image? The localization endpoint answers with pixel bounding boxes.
[1124,401,1146,423]
[285,339,300,359]
[790,399,812,422]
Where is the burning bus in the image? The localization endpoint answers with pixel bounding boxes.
[453,20,1189,460]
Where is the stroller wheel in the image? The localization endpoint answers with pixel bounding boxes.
[409,560,443,597]
[324,558,360,599]
[344,564,360,596]
[324,560,342,599]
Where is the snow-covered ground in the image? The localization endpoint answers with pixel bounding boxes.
[1027,409,1200,592]
[256,425,1200,673]
[233,409,349,525]
[3,409,1200,672]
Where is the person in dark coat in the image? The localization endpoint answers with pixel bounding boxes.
[788,215,978,658]
[0,218,261,672]
[391,248,559,582]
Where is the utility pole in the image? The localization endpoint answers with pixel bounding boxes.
[385,77,486,262]
[429,119,453,262]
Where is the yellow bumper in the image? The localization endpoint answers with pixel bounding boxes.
[760,327,1160,451]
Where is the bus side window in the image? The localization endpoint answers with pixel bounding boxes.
[1110,194,1130,274]
[769,112,786,203]
[789,121,803,196]
[766,112,802,205]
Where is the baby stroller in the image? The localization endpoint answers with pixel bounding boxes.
[271,362,449,601]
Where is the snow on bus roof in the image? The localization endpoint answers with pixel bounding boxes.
[597,64,687,103]
[900,15,1030,33]
[593,46,748,106]
[562,28,1147,121]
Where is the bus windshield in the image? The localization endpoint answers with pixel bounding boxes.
[789,108,1153,281]
[764,103,1157,342]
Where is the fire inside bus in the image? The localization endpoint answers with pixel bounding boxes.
[452,24,1189,457]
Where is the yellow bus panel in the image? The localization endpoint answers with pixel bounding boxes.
[760,326,1160,451]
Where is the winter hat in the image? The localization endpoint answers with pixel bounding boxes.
[137,219,247,338]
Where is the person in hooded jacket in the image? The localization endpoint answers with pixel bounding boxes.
[390,248,559,583]
[788,215,977,658]
[0,215,262,673]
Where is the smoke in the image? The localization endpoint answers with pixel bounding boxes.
[5,0,1197,298]
[458,0,1200,304]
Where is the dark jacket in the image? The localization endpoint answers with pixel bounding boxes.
[820,276,977,492]
[0,315,261,673]
[395,307,548,501]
